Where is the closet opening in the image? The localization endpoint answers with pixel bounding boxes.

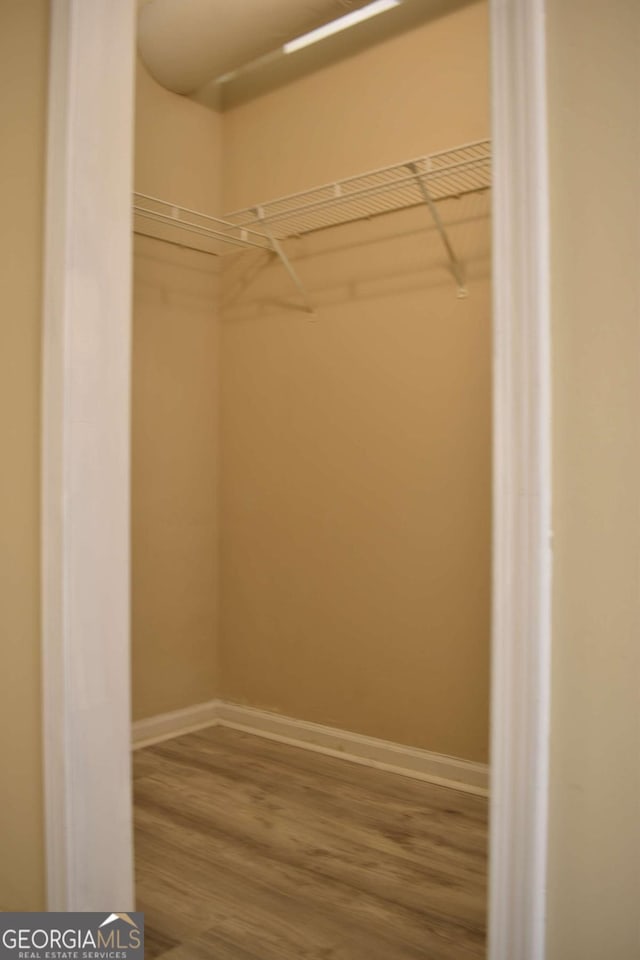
[131,1,491,957]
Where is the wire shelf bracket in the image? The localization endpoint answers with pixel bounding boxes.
[255,205,316,317]
[407,161,467,298]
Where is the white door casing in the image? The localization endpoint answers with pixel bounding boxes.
[42,0,136,910]
[489,0,552,956]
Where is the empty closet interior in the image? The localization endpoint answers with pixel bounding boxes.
[132,0,491,795]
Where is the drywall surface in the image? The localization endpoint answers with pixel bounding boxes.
[0,0,48,910]
[220,1,491,761]
[132,62,221,719]
[548,0,640,960]
[546,1,640,957]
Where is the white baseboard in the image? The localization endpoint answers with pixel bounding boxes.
[132,700,219,749]
[217,702,489,797]
[132,699,489,796]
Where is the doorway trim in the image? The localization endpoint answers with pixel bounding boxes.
[488,0,551,957]
[41,0,552,953]
[41,0,137,910]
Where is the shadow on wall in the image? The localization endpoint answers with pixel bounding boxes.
[221,192,491,320]
[134,235,222,310]
[131,236,220,722]
[218,190,492,759]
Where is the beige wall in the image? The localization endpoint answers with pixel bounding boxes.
[6,0,638,941]
[546,0,640,956]
[223,2,489,206]
[0,0,48,910]
[220,1,491,761]
[132,63,222,720]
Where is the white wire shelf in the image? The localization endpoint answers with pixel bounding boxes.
[133,138,491,309]
[226,139,491,241]
[133,193,274,257]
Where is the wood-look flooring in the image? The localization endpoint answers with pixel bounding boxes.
[134,726,487,960]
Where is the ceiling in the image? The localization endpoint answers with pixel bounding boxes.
[137,0,371,96]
